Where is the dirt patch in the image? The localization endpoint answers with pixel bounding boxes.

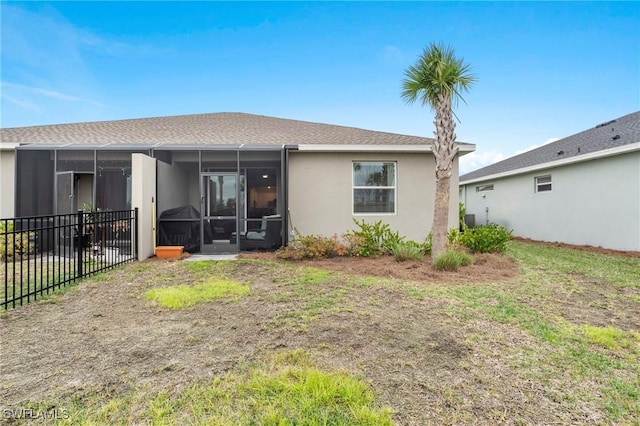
[541,274,640,331]
[240,252,520,285]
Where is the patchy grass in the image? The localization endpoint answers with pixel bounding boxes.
[2,242,639,425]
[145,277,250,308]
[580,325,639,351]
[46,350,393,425]
[508,240,640,287]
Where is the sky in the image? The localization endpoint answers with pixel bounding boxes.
[1,1,639,174]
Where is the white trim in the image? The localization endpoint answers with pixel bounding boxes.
[534,174,552,193]
[460,142,640,185]
[298,143,476,153]
[352,161,397,215]
[476,184,494,192]
[0,143,19,150]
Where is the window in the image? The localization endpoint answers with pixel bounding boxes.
[476,184,494,192]
[353,162,396,214]
[535,175,552,192]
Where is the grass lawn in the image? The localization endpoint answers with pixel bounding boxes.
[0,241,638,425]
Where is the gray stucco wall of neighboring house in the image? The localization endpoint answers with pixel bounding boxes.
[0,147,16,218]
[460,151,640,251]
[288,151,459,242]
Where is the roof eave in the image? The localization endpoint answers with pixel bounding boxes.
[297,142,475,153]
[460,141,640,185]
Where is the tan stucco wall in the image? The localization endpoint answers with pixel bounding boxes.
[288,151,459,242]
[132,153,157,260]
[0,147,16,218]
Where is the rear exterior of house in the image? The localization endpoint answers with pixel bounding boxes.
[1,113,473,258]
[459,111,640,251]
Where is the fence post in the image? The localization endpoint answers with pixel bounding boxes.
[76,210,83,279]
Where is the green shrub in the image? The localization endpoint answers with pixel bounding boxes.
[422,233,433,255]
[433,249,473,271]
[459,202,466,230]
[390,241,424,262]
[0,221,34,260]
[448,227,463,246]
[344,219,404,257]
[276,234,347,260]
[461,223,512,253]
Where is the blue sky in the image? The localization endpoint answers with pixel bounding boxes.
[1,1,638,173]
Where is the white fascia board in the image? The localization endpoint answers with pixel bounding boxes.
[457,143,476,155]
[460,142,640,185]
[0,142,20,150]
[297,144,432,152]
[297,143,476,153]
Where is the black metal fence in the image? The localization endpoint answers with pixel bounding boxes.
[1,209,138,309]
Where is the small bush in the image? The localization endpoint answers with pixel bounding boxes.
[448,228,463,246]
[276,234,347,260]
[422,233,433,255]
[461,223,512,253]
[0,221,34,260]
[390,241,424,262]
[459,202,466,230]
[344,219,404,257]
[433,249,473,271]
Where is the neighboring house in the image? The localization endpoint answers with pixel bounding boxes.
[0,112,474,258]
[459,111,640,251]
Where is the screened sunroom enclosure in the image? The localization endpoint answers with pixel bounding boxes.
[155,146,286,254]
[14,145,287,254]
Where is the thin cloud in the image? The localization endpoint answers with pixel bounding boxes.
[460,137,562,174]
[515,137,560,155]
[381,45,404,63]
[460,151,506,175]
[1,93,41,112]
[1,81,105,107]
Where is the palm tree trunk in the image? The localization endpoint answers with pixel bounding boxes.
[431,175,450,260]
[431,93,457,261]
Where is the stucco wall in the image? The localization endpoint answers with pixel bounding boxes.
[460,152,640,251]
[0,147,16,218]
[288,151,459,242]
[132,153,157,260]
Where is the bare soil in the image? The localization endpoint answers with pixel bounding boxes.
[0,248,635,425]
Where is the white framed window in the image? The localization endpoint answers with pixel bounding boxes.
[535,175,552,192]
[476,184,494,192]
[353,161,396,214]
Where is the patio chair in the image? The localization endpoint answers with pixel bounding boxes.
[233,214,282,250]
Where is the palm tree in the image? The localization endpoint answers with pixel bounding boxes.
[401,42,476,260]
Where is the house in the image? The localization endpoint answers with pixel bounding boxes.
[0,112,475,258]
[459,111,640,251]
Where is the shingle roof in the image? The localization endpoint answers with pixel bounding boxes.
[460,111,640,182]
[0,112,436,147]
